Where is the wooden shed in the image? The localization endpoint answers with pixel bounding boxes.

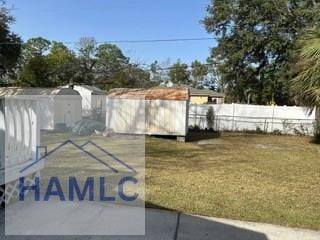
[0,88,82,130]
[106,87,189,137]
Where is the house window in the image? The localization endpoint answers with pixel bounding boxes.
[208,97,217,104]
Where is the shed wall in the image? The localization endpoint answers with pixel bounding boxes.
[106,98,188,136]
[0,97,40,184]
[53,96,82,128]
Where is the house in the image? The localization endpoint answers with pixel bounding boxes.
[0,88,82,130]
[106,87,189,138]
[189,87,225,104]
[62,85,106,117]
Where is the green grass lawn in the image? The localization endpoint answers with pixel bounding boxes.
[41,132,320,230]
[146,133,320,230]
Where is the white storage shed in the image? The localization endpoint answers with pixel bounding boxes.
[106,87,190,137]
[0,88,82,130]
[62,85,106,117]
[0,96,41,188]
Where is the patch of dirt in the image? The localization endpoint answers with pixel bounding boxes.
[197,139,224,145]
[255,144,283,150]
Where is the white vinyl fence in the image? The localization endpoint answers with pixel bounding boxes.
[189,104,316,135]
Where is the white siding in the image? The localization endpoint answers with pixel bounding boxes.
[38,97,54,130]
[106,98,188,136]
[106,98,146,134]
[33,95,82,130]
[0,97,40,184]
[53,96,82,128]
[74,86,92,114]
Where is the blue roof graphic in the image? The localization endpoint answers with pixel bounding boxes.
[20,140,136,174]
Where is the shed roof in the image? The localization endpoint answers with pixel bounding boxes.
[189,87,225,98]
[107,87,189,100]
[0,87,80,96]
[79,85,106,95]
[63,85,106,95]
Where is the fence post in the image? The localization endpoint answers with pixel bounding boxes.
[232,103,235,131]
[271,105,275,132]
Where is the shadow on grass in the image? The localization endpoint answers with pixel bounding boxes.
[147,130,221,143]
[186,130,221,142]
[310,137,320,144]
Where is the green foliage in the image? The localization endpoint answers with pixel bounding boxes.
[191,60,208,88]
[169,59,190,84]
[18,55,52,87]
[12,36,153,89]
[94,43,129,88]
[291,27,320,139]
[47,41,78,86]
[22,37,51,60]
[0,1,22,81]
[203,0,320,105]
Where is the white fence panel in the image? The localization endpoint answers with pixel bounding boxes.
[189,104,316,135]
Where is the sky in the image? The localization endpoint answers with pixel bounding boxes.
[8,0,217,65]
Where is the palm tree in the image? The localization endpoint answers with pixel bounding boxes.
[292,27,320,138]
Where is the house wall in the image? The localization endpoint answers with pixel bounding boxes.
[189,103,316,135]
[106,98,189,136]
[215,97,225,104]
[191,95,225,104]
[190,95,208,104]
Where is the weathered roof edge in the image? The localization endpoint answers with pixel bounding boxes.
[107,87,189,100]
[0,87,81,96]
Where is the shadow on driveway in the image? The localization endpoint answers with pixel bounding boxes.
[0,202,268,240]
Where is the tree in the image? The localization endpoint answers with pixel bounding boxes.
[203,0,320,105]
[77,37,97,85]
[95,43,129,88]
[291,27,320,138]
[0,0,22,83]
[18,56,52,87]
[47,41,78,86]
[22,37,51,61]
[125,63,151,88]
[191,60,208,88]
[18,37,52,87]
[150,60,161,83]
[169,60,190,85]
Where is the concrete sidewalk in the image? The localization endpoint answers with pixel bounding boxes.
[1,202,320,240]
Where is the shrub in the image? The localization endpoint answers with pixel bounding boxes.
[206,106,215,131]
[189,125,201,131]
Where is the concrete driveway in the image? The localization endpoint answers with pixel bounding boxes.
[1,200,319,240]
